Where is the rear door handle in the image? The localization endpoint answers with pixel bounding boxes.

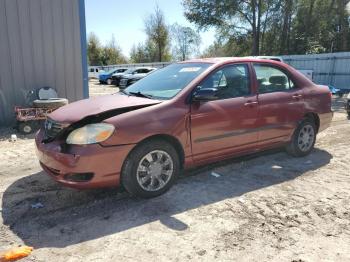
[244,101,258,106]
[292,94,303,99]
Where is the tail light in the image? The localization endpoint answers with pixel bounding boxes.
[328,91,332,100]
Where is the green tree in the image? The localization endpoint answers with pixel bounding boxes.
[101,35,127,65]
[289,0,350,54]
[87,32,103,65]
[130,43,150,63]
[144,5,171,61]
[183,0,279,55]
[171,23,201,60]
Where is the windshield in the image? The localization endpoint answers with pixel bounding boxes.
[123,68,136,74]
[125,63,212,99]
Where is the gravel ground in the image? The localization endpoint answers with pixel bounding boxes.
[0,82,349,262]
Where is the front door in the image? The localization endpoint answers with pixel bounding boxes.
[190,63,259,162]
[253,64,305,145]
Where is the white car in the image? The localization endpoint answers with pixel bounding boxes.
[88,66,104,79]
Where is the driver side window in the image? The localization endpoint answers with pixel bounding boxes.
[199,64,250,100]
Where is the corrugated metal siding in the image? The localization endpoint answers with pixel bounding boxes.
[0,0,85,126]
[281,52,350,89]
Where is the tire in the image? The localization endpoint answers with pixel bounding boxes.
[18,121,39,135]
[106,78,112,85]
[121,139,180,198]
[33,98,68,109]
[286,119,316,157]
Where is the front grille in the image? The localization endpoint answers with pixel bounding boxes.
[120,79,127,87]
[44,118,66,140]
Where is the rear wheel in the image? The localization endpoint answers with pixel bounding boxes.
[121,139,179,198]
[286,119,316,157]
[106,78,112,85]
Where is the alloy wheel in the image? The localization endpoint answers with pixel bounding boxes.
[136,150,174,192]
[297,124,315,152]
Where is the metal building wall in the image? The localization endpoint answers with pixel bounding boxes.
[0,0,88,126]
[281,52,350,89]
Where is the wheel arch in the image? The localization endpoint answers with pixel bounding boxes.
[303,112,320,133]
[129,134,185,169]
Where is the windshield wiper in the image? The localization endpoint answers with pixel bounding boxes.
[128,91,154,99]
[119,89,129,95]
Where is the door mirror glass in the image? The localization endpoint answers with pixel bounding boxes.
[193,88,219,101]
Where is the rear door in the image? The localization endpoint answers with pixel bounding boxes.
[253,64,305,145]
[190,63,259,161]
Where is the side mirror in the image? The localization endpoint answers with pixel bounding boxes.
[193,88,218,101]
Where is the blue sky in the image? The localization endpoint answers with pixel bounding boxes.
[85,0,215,57]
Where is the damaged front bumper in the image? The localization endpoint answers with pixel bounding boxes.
[35,129,135,189]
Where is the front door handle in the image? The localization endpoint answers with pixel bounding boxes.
[244,101,258,106]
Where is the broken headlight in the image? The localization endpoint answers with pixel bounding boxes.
[66,123,115,145]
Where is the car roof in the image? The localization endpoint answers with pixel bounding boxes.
[133,67,157,70]
[181,57,286,66]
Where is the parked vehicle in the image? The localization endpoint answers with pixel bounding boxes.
[99,68,127,85]
[110,68,131,86]
[35,58,333,198]
[113,67,156,88]
[88,66,104,79]
[346,93,350,117]
[254,56,285,63]
[119,67,157,89]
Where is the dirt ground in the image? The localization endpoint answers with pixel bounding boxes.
[0,81,349,262]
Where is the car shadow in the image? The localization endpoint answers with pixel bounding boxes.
[1,148,332,248]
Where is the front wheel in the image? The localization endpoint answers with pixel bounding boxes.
[286,119,316,157]
[121,139,180,198]
[106,78,112,85]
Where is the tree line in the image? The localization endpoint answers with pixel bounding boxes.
[184,0,350,57]
[88,1,350,65]
[88,6,201,65]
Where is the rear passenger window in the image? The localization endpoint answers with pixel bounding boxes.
[254,64,295,94]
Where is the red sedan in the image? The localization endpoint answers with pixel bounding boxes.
[35,58,333,198]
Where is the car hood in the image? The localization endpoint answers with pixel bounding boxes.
[49,93,162,123]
